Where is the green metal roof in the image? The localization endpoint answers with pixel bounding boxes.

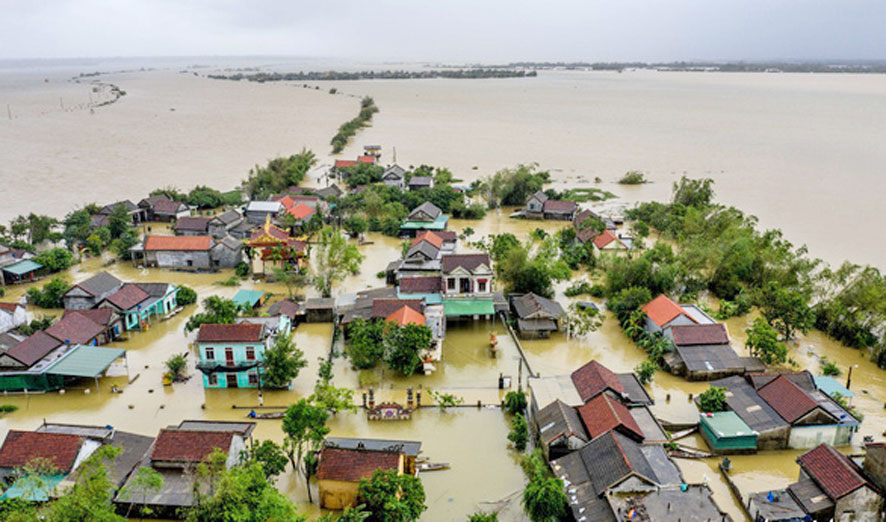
[233,289,265,308]
[46,345,126,378]
[0,474,65,501]
[699,411,756,438]
[400,215,449,230]
[1,259,42,275]
[813,375,855,398]
[443,298,494,316]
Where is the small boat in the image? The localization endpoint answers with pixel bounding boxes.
[417,462,450,472]
[246,411,285,420]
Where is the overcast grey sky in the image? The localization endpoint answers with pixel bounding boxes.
[2,0,884,62]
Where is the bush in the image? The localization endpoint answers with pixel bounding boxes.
[699,386,727,413]
[26,276,68,308]
[634,360,657,385]
[165,353,187,380]
[177,285,197,306]
[564,280,594,297]
[235,262,250,277]
[33,248,73,273]
[0,404,18,414]
[503,391,527,415]
[508,413,528,451]
[618,171,646,184]
[820,357,841,376]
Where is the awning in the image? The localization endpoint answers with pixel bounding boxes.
[233,289,266,309]
[400,215,449,230]
[46,345,126,378]
[444,298,494,317]
[1,259,42,276]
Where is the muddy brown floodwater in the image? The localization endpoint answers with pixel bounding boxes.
[2,211,886,521]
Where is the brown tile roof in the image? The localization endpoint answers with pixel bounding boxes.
[797,444,870,500]
[174,216,211,232]
[316,447,401,483]
[144,236,212,251]
[641,294,692,328]
[399,276,442,294]
[371,299,423,319]
[45,313,104,345]
[593,229,625,249]
[441,253,491,274]
[335,160,358,169]
[63,308,114,327]
[152,199,187,215]
[5,331,62,366]
[757,375,820,423]
[570,360,626,403]
[151,429,234,462]
[748,372,815,392]
[267,299,302,319]
[196,323,264,343]
[0,302,22,313]
[0,430,82,472]
[386,306,426,326]
[543,199,577,213]
[288,204,316,220]
[435,230,457,242]
[671,324,729,346]
[105,284,150,311]
[577,394,644,441]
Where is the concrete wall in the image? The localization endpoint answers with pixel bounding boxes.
[864,445,886,494]
[147,250,211,269]
[210,245,243,268]
[0,306,26,333]
[789,424,855,449]
[319,479,360,510]
[835,486,884,522]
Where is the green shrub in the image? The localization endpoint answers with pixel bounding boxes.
[235,262,250,277]
[508,413,528,451]
[618,171,646,184]
[699,386,727,413]
[176,285,197,306]
[503,391,527,415]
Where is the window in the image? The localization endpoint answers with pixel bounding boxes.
[447,278,456,290]
[248,372,258,385]
[478,281,487,293]
[208,373,218,386]
[205,347,215,360]
[186,259,193,267]
[246,347,255,361]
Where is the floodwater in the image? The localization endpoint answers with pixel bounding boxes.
[2,212,886,521]
[3,60,886,520]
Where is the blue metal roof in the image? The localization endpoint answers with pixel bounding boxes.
[813,375,855,398]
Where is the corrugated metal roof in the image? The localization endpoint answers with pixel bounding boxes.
[1,259,42,275]
[443,298,494,316]
[46,345,126,378]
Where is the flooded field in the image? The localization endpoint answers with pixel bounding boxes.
[2,210,886,521]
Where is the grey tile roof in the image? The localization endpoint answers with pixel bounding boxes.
[710,375,788,433]
[71,271,123,297]
[788,478,835,514]
[324,437,422,457]
[512,292,565,320]
[441,253,491,274]
[405,241,440,262]
[407,202,442,221]
[675,344,745,373]
[210,210,242,225]
[408,176,433,186]
[536,399,588,447]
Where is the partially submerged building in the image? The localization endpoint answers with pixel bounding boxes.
[131,235,242,269]
[641,294,716,335]
[195,317,290,389]
[0,303,26,334]
[62,272,123,310]
[400,202,449,237]
[511,292,565,338]
[698,411,758,454]
[664,323,762,380]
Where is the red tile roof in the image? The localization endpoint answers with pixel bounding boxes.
[386,306,426,326]
[570,360,626,402]
[144,236,212,251]
[63,308,114,327]
[577,394,644,441]
[411,231,444,249]
[288,203,316,220]
[358,155,376,164]
[316,447,400,482]
[0,303,23,313]
[105,284,150,311]
[45,312,104,345]
[151,429,234,462]
[797,444,869,499]
[0,430,82,472]
[671,324,730,346]
[5,331,62,367]
[197,323,264,343]
[270,195,296,209]
[334,160,357,169]
[593,229,624,249]
[757,375,820,423]
[371,299,423,319]
[641,294,692,328]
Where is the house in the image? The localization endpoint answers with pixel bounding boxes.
[607,484,732,522]
[573,209,607,244]
[386,305,426,327]
[208,211,243,239]
[641,294,716,335]
[750,444,885,522]
[528,374,584,415]
[698,411,758,454]
[593,229,629,251]
[210,236,244,268]
[317,437,421,510]
[570,359,654,406]
[393,233,445,281]
[407,176,434,191]
[232,289,267,312]
[244,201,283,224]
[62,272,124,310]
[400,202,449,237]
[173,216,211,236]
[98,200,146,224]
[61,308,121,343]
[139,196,190,222]
[228,219,258,240]
[115,421,254,517]
[1,259,43,285]
[246,216,306,273]
[441,253,495,319]
[542,199,577,220]
[100,283,179,331]
[708,375,790,450]
[289,194,325,213]
[266,299,303,322]
[663,323,762,380]
[45,311,107,346]
[398,276,444,304]
[534,399,588,460]
[306,298,335,323]
[525,191,548,215]
[511,292,565,338]
[550,431,686,522]
[577,393,645,443]
[132,236,212,269]
[287,203,317,223]
[0,430,94,500]
[382,165,407,189]
[314,184,343,200]
[0,332,24,355]
[195,319,289,389]
[0,303,26,334]
[363,145,382,157]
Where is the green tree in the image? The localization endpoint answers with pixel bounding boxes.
[756,281,813,341]
[107,204,132,239]
[699,386,728,413]
[165,353,187,380]
[346,318,386,369]
[271,267,307,300]
[634,360,658,385]
[32,248,73,273]
[672,176,715,208]
[26,276,68,308]
[508,413,528,451]
[184,296,239,333]
[468,513,498,522]
[262,331,307,389]
[311,381,357,415]
[282,399,330,503]
[520,450,566,522]
[478,164,550,208]
[124,466,164,520]
[242,439,289,480]
[317,504,371,522]
[503,391,527,415]
[745,317,789,365]
[111,229,139,260]
[344,216,368,237]
[384,323,433,377]
[311,226,364,297]
[41,445,126,522]
[177,285,198,306]
[358,469,427,522]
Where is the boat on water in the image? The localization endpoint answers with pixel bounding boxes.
[246,410,285,420]
[417,462,450,472]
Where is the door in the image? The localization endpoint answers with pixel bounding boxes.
[226,373,238,388]
[225,348,234,366]
[460,277,471,293]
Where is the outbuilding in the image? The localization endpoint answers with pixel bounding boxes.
[698,411,758,454]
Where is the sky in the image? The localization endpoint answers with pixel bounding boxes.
[1,0,884,62]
